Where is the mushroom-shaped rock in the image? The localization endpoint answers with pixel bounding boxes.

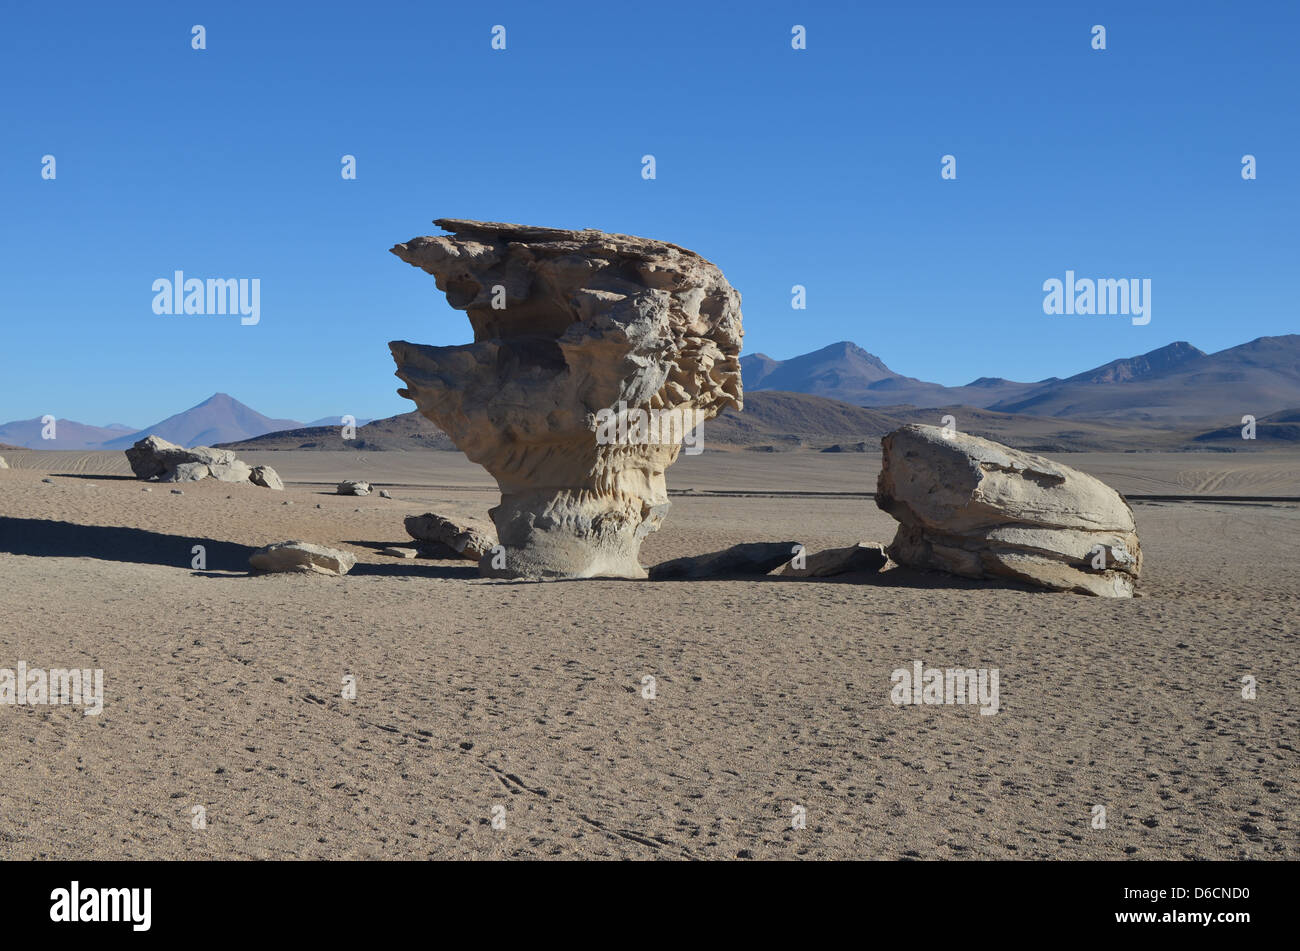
[388,219,744,579]
[876,425,1141,597]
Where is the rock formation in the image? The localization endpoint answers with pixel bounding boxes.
[249,541,356,575]
[0,456,8,469]
[388,219,744,579]
[337,480,371,496]
[124,435,280,488]
[876,425,1141,597]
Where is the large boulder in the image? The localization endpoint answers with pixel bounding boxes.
[0,456,8,469]
[248,541,356,576]
[124,435,266,487]
[337,480,371,496]
[404,513,497,561]
[876,425,1141,597]
[389,219,744,580]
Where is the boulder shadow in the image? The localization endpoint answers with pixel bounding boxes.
[644,565,1041,592]
[48,474,139,482]
[0,517,255,572]
[342,539,479,579]
[349,562,479,579]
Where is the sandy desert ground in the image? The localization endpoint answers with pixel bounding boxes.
[1,448,1296,859]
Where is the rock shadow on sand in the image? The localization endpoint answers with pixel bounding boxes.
[0,517,255,573]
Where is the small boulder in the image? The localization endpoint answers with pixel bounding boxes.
[649,542,800,580]
[249,541,356,576]
[404,513,497,561]
[0,456,8,469]
[337,480,371,496]
[382,546,419,559]
[779,542,888,578]
[250,465,284,490]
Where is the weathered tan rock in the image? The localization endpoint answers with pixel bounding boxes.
[389,219,743,579]
[249,541,356,575]
[337,480,371,496]
[0,456,8,469]
[124,435,265,487]
[249,465,284,490]
[404,513,497,561]
[876,425,1141,597]
[779,542,888,578]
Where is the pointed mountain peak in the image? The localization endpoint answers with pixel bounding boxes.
[1065,341,1206,384]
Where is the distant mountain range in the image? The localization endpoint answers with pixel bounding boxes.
[0,393,373,450]
[741,335,1300,421]
[1,335,1296,452]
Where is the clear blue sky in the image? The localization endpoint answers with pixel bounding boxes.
[2,0,1296,426]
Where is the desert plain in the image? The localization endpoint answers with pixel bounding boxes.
[0,447,1296,859]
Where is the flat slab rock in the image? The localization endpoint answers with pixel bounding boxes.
[876,424,1141,597]
[778,542,888,578]
[249,541,356,576]
[649,542,799,580]
[404,513,497,561]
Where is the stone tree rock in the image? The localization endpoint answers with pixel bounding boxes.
[388,219,744,579]
[876,425,1141,597]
